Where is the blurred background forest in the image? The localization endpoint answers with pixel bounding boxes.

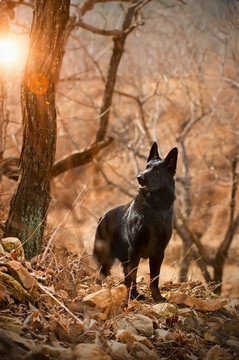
[1,0,239,298]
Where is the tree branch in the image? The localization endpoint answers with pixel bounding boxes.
[79,0,131,17]
[3,139,114,180]
[94,0,152,143]
[223,76,239,89]
[51,137,113,178]
[114,89,153,144]
[94,160,136,198]
[75,19,124,37]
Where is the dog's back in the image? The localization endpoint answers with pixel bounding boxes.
[94,143,177,301]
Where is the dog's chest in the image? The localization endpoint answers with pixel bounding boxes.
[126,209,172,258]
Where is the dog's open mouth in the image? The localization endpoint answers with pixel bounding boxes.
[139,184,147,189]
[138,184,157,192]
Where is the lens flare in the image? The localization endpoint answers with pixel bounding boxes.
[0,39,18,65]
[27,73,49,95]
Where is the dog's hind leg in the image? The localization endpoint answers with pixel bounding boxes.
[94,238,114,283]
[149,254,167,302]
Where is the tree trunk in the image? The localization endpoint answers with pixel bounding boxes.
[95,0,140,143]
[5,0,70,260]
[213,211,239,294]
[178,241,192,282]
[173,214,212,283]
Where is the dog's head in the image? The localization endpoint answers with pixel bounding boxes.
[137,142,178,192]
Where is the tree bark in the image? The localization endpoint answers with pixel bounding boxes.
[5,0,70,260]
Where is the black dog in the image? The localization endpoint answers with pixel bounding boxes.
[94,142,178,302]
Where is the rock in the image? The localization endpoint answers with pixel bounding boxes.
[126,314,154,337]
[73,344,112,360]
[115,317,138,335]
[130,342,157,360]
[110,285,127,305]
[152,302,175,316]
[0,271,35,304]
[168,293,228,311]
[41,344,73,359]
[5,260,38,297]
[155,328,174,341]
[1,237,25,260]
[107,340,129,360]
[83,287,115,309]
[206,345,232,360]
[82,285,127,319]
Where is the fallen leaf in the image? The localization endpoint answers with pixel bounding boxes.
[166,315,179,326]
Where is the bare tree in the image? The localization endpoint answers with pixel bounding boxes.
[5,0,70,259]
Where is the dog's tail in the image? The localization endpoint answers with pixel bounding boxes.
[93,216,114,281]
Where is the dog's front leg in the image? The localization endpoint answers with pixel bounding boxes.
[123,253,141,300]
[149,254,167,302]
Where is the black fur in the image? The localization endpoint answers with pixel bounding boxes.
[94,142,178,302]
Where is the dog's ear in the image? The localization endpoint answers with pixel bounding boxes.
[164,148,178,174]
[147,142,161,162]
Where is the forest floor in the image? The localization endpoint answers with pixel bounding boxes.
[0,238,239,360]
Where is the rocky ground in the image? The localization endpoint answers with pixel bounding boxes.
[0,237,239,360]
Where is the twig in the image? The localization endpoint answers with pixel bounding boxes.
[40,187,88,263]
[38,284,84,326]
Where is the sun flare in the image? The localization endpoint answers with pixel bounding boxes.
[0,39,19,65]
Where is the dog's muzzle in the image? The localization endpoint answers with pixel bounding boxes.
[137,174,147,188]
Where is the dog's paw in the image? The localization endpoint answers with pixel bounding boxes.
[151,289,167,303]
[129,291,146,301]
[153,295,167,303]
